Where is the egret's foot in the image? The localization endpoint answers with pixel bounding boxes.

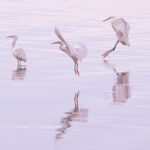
[102,53,109,58]
[77,71,80,76]
[102,52,109,58]
[102,48,115,58]
[74,70,77,75]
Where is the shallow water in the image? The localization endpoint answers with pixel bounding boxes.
[0,0,150,149]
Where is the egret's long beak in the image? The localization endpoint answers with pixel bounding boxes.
[51,42,57,44]
[103,16,115,22]
[7,36,12,38]
[102,18,110,22]
[51,41,59,44]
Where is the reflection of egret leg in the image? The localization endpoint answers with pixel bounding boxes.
[102,40,119,57]
[74,91,79,110]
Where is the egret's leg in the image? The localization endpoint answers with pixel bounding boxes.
[74,63,77,75]
[17,60,20,66]
[17,62,21,69]
[20,61,21,66]
[18,60,21,66]
[76,62,80,76]
[102,40,119,57]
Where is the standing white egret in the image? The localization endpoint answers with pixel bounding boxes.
[7,35,27,66]
[52,27,88,76]
[102,16,130,57]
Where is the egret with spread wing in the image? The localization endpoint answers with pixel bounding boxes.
[52,27,88,76]
[7,35,27,66]
[102,16,130,57]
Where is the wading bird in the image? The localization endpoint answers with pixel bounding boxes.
[52,27,88,76]
[7,35,27,66]
[102,16,130,57]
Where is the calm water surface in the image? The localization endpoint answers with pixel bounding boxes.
[0,0,150,149]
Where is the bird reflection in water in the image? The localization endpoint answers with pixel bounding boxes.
[103,60,130,103]
[12,66,26,80]
[55,91,88,141]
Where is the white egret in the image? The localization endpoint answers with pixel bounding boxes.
[52,27,88,76]
[102,16,130,57]
[7,35,27,66]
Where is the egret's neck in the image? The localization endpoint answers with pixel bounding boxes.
[59,42,65,51]
[12,38,17,49]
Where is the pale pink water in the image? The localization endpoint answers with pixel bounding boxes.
[0,0,150,149]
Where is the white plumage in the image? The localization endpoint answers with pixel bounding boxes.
[112,18,130,45]
[13,47,26,62]
[72,42,88,62]
[52,27,88,76]
[102,16,130,57]
[7,35,26,66]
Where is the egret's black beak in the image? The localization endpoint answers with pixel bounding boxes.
[51,41,60,44]
[102,18,109,22]
[51,42,57,44]
[7,36,12,38]
[102,16,115,22]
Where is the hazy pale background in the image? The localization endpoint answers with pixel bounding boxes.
[0,0,150,150]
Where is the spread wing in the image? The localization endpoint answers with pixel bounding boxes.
[54,27,88,61]
[112,18,130,39]
[54,27,72,54]
[14,48,26,62]
[71,43,88,62]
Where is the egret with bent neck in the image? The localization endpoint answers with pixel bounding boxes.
[52,27,88,76]
[102,16,130,57]
[7,35,27,67]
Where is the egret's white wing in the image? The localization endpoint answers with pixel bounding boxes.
[54,27,68,45]
[71,43,88,62]
[54,27,73,55]
[13,48,26,62]
[112,18,130,39]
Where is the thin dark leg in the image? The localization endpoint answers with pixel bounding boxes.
[102,40,119,57]
[76,62,80,76]
[74,63,77,75]
[18,60,21,66]
[74,93,78,110]
[17,60,19,66]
